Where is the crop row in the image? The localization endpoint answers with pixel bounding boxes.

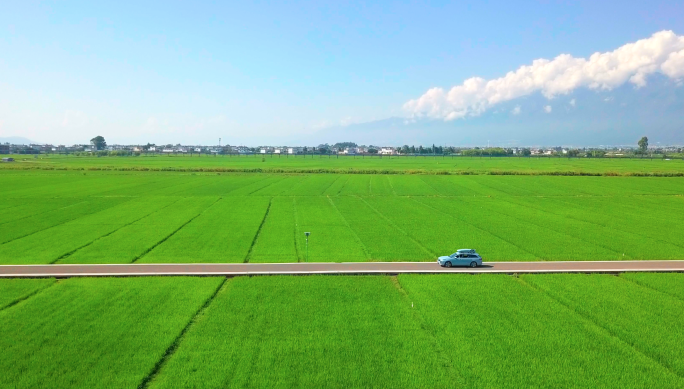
[2,273,684,388]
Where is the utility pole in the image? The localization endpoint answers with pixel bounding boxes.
[304,232,310,261]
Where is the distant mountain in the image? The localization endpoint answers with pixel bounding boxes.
[313,75,684,147]
[0,136,39,145]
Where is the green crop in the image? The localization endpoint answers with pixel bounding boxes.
[399,274,683,388]
[4,153,684,176]
[523,274,684,377]
[148,276,453,388]
[2,274,684,388]
[0,170,682,264]
[0,277,223,389]
[621,272,684,300]
[0,278,55,310]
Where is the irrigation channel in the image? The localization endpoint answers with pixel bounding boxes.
[1,260,684,278]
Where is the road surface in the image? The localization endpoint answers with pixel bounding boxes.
[1,260,684,278]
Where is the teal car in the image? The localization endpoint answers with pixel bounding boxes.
[438,249,482,268]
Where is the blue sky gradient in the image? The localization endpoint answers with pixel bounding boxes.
[1,1,683,145]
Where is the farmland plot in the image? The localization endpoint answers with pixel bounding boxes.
[416,196,620,260]
[0,277,224,389]
[399,274,683,388]
[0,278,55,310]
[468,196,683,259]
[0,197,177,264]
[293,197,368,262]
[621,273,684,300]
[248,197,298,263]
[148,276,452,389]
[140,197,269,263]
[362,196,535,260]
[523,274,684,377]
[505,196,684,252]
[59,197,219,264]
[331,196,430,261]
[0,198,81,225]
[0,198,128,245]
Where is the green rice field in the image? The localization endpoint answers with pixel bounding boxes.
[1,170,683,264]
[2,274,684,388]
[3,153,684,175]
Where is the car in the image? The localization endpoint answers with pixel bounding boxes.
[438,250,483,268]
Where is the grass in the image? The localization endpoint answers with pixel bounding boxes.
[147,276,454,388]
[0,170,682,263]
[0,277,224,389]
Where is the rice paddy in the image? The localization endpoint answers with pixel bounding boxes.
[3,153,684,176]
[2,274,683,388]
[1,170,683,264]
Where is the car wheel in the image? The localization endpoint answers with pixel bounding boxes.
[470,261,478,268]
[444,261,452,268]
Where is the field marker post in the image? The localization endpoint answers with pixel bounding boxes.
[305,232,310,262]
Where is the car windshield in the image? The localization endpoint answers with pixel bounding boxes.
[450,253,458,257]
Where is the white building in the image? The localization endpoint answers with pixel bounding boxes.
[380,147,396,155]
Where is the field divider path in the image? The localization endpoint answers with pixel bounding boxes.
[52,199,184,264]
[131,197,223,263]
[2,260,684,277]
[517,276,684,380]
[243,197,272,263]
[356,196,437,257]
[137,277,229,389]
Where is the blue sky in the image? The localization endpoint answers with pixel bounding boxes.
[1,1,683,145]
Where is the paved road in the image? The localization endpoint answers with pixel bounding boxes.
[1,261,684,278]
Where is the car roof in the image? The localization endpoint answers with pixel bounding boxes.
[457,249,475,252]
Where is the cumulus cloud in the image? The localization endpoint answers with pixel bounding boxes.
[511,105,521,115]
[569,98,576,107]
[544,105,552,113]
[404,30,684,120]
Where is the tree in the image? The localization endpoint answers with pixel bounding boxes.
[90,136,106,151]
[638,136,649,154]
[521,148,531,156]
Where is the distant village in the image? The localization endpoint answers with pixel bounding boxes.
[1,139,682,158]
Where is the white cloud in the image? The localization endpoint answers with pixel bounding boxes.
[604,96,614,102]
[569,98,576,107]
[544,105,552,113]
[404,30,684,120]
[511,105,521,115]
